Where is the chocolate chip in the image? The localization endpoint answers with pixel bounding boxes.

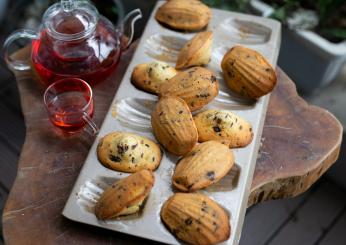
[131,144,138,150]
[145,144,150,147]
[109,155,121,162]
[211,75,216,83]
[179,110,183,114]
[117,144,129,155]
[206,171,215,181]
[213,126,221,132]
[185,218,193,226]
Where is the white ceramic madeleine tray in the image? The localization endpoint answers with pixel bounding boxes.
[63,1,281,244]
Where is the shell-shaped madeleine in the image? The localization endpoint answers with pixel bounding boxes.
[151,96,198,156]
[194,109,253,148]
[155,0,211,31]
[159,67,219,112]
[95,169,154,220]
[221,45,277,99]
[97,132,162,173]
[176,31,213,69]
[173,141,234,192]
[161,193,231,245]
[131,61,178,94]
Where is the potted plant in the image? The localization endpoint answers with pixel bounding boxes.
[250,0,346,93]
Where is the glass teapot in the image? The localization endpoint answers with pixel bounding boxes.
[3,0,142,85]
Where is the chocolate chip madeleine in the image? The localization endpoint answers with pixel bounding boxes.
[173,141,234,192]
[97,132,162,173]
[161,193,231,244]
[194,109,253,148]
[95,169,154,219]
[221,45,277,99]
[155,0,211,31]
[131,61,178,94]
[176,31,213,69]
[158,67,218,112]
[151,96,198,156]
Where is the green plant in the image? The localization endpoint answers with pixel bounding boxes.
[265,0,346,42]
[202,0,250,12]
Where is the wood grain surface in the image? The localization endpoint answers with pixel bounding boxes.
[2,43,343,244]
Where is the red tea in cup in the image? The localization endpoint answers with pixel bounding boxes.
[44,78,98,135]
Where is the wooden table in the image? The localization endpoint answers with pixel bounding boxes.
[2,44,343,244]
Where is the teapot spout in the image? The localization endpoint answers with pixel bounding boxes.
[120,9,142,50]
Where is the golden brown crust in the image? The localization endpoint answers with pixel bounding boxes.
[176,31,213,69]
[155,0,211,31]
[131,61,178,94]
[151,96,198,156]
[221,45,277,99]
[97,132,162,173]
[158,67,219,112]
[161,193,231,245]
[173,141,234,192]
[194,109,253,148]
[95,169,154,220]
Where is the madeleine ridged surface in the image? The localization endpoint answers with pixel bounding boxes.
[95,169,154,220]
[159,67,218,112]
[221,45,277,99]
[194,109,253,148]
[173,141,234,192]
[97,132,162,173]
[161,193,230,245]
[155,0,211,31]
[151,96,198,156]
[176,31,213,69]
[131,61,178,94]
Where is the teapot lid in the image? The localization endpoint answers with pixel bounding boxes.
[42,0,99,41]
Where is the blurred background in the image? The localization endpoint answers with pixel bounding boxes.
[0,0,345,244]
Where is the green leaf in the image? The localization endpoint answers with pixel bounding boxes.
[320,28,346,39]
[270,7,287,22]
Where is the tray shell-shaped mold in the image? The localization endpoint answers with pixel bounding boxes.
[63,2,281,245]
[144,34,186,62]
[216,18,272,44]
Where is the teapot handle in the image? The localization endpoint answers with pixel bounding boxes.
[120,9,142,50]
[3,29,38,71]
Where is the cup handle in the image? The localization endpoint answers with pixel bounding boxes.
[82,113,99,136]
[3,29,38,71]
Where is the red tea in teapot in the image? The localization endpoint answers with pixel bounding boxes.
[32,15,121,86]
[3,0,142,84]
